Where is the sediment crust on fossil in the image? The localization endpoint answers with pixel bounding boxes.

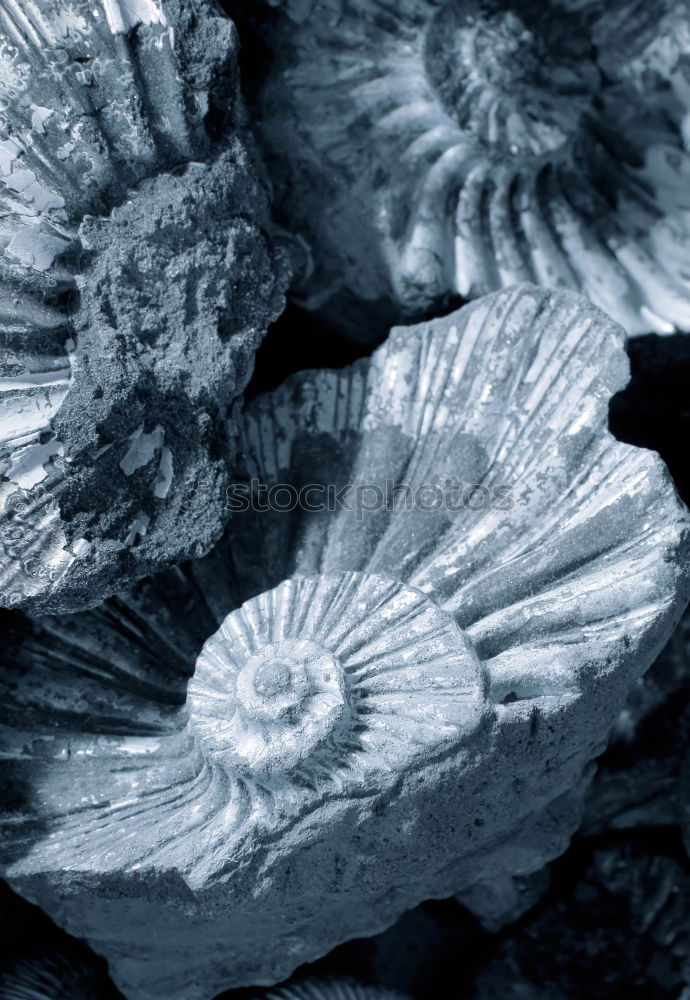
[1,285,689,999]
[0,0,285,614]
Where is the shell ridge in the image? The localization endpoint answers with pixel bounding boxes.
[247,0,690,337]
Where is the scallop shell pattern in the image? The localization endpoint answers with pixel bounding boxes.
[1,286,688,999]
[0,0,283,614]
[246,0,690,339]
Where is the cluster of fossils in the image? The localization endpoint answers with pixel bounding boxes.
[0,0,689,997]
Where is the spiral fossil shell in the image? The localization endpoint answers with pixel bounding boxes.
[242,0,690,340]
[1,286,688,1000]
[0,0,284,614]
[190,572,485,779]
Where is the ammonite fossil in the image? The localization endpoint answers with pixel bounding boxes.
[1,286,688,999]
[0,0,285,614]
[239,0,690,341]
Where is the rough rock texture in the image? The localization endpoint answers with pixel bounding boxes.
[459,602,690,931]
[459,600,690,930]
[236,0,690,341]
[1,286,688,999]
[471,833,690,1000]
[0,0,285,614]
[454,868,551,934]
[457,601,690,931]
[582,604,690,836]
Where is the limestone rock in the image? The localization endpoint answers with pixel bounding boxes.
[0,0,285,614]
[1,286,688,999]
[454,869,552,934]
[239,0,690,341]
[583,605,690,835]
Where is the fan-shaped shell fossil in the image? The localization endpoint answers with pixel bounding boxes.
[242,0,690,341]
[0,0,285,614]
[1,286,688,1000]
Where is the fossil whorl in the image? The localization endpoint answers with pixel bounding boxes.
[190,572,485,780]
[1,286,688,1000]
[0,571,489,999]
[240,0,690,341]
[0,0,285,614]
[1,570,487,872]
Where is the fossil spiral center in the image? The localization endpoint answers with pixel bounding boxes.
[427,0,600,155]
[235,643,340,726]
[188,572,490,786]
[252,657,295,697]
[191,634,348,777]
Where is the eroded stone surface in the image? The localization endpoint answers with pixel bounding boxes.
[238,0,690,341]
[0,0,285,614]
[583,604,690,836]
[1,286,688,999]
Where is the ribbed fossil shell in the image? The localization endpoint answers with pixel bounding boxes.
[0,952,117,999]
[0,0,284,614]
[254,980,407,1000]
[242,0,690,340]
[1,286,688,1000]
[190,573,485,781]
[0,880,119,999]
